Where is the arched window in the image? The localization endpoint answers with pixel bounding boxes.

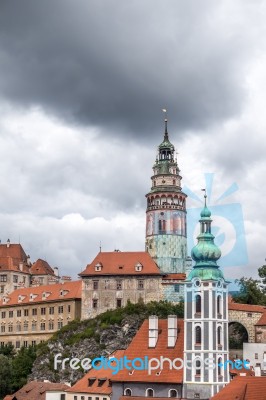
[195,359,201,376]
[146,388,154,397]
[169,389,178,398]
[217,326,222,346]
[195,295,201,314]
[124,388,132,396]
[217,295,221,315]
[218,357,223,376]
[195,326,201,344]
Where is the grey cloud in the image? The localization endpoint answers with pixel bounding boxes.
[0,0,256,139]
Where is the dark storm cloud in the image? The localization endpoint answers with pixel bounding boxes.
[0,0,252,139]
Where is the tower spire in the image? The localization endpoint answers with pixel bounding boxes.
[162,108,168,140]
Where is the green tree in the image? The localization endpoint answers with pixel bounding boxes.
[0,343,15,357]
[258,264,266,286]
[11,346,37,392]
[0,354,12,400]
[233,277,266,305]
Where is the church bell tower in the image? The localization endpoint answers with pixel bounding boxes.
[145,116,190,274]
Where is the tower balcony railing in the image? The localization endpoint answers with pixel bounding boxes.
[147,204,184,211]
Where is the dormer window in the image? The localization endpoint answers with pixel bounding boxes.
[135,262,143,272]
[95,263,102,272]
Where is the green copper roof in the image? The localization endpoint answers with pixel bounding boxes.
[159,136,174,150]
[188,197,223,281]
[188,267,224,281]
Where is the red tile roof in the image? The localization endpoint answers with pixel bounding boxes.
[228,303,265,313]
[211,376,266,400]
[111,319,184,383]
[30,259,55,276]
[255,311,266,326]
[67,350,125,394]
[0,243,30,274]
[3,381,69,400]
[0,280,82,307]
[80,252,162,277]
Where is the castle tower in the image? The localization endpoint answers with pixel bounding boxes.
[183,194,229,399]
[145,117,190,274]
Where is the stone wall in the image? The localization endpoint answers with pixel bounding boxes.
[229,309,263,343]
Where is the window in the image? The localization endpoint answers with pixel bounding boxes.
[195,295,201,314]
[88,397,92,400]
[16,341,20,349]
[40,322,46,331]
[217,296,221,315]
[13,275,18,283]
[58,321,63,329]
[146,388,154,397]
[138,280,144,290]
[16,323,21,332]
[0,275,7,282]
[9,311,13,318]
[93,299,98,309]
[41,307,46,315]
[95,397,99,400]
[24,309,29,316]
[255,353,258,359]
[24,321,28,331]
[1,312,6,318]
[248,312,252,318]
[32,340,36,346]
[32,321,37,331]
[174,284,180,293]
[0,286,4,294]
[116,280,122,290]
[8,324,13,332]
[124,388,132,396]
[117,299,122,308]
[93,280,99,290]
[104,280,110,289]
[68,305,71,313]
[23,341,28,348]
[81,396,85,400]
[195,326,201,344]
[169,389,178,398]
[48,321,54,330]
[58,306,64,314]
[49,307,54,315]
[195,359,201,376]
[60,395,66,400]
[74,397,77,400]
[217,326,222,346]
[32,308,37,316]
[218,357,222,376]
[1,326,5,333]
[17,310,21,317]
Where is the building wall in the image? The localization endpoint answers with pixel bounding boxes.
[81,276,163,320]
[256,325,266,343]
[243,342,266,371]
[228,310,263,343]
[65,393,110,400]
[0,271,31,297]
[112,381,183,400]
[0,299,81,348]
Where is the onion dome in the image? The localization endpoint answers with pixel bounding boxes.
[188,193,224,281]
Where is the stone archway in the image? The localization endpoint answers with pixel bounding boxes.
[228,320,249,349]
[228,308,263,343]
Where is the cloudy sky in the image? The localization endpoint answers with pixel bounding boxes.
[0,0,265,286]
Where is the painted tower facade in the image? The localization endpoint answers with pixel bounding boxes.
[145,119,191,274]
[183,196,229,399]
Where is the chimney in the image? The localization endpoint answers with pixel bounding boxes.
[7,239,10,248]
[148,315,158,348]
[167,315,178,347]
[53,267,59,277]
[27,255,31,266]
[19,262,23,272]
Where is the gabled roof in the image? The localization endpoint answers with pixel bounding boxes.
[111,319,184,383]
[228,303,265,313]
[0,280,82,307]
[3,381,69,400]
[67,350,125,394]
[80,252,162,277]
[0,243,30,274]
[211,376,266,400]
[255,311,266,326]
[30,259,55,276]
